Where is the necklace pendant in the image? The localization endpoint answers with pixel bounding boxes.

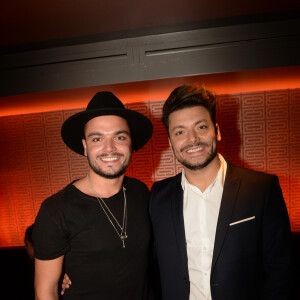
[121,233,128,240]
[122,240,125,248]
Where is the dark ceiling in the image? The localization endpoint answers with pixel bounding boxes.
[2,0,300,52]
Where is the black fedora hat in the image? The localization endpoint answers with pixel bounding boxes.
[61,91,153,155]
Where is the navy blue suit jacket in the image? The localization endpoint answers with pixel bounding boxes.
[150,162,293,300]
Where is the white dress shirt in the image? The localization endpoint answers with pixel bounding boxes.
[182,154,227,300]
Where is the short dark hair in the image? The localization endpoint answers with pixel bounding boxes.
[162,85,217,134]
[24,224,34,245]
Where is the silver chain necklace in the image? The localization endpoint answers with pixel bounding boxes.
[86,174,128,248]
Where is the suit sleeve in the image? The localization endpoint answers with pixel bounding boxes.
[261,175,294,299]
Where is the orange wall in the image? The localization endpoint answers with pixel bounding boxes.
[1,66,300,117]
[0,66,299,247]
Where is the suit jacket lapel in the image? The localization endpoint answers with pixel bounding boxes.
[171,174,189,274]
[211,162,240,271]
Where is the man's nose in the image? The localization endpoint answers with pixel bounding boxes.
[186,130,199,144]
[103,139,116,152]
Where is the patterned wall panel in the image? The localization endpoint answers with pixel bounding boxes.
[0,88,300,246]
[217,94,243,167]
[149,101,175,182]
[0,116,32,246]
[289,90,300,230]
[126,102,155,188]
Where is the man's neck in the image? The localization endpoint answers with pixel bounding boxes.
[74,171,125,198]
[183,156,221,192]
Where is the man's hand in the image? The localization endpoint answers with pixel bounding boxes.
[61,273,72,295]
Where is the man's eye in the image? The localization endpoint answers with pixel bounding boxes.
[175,131,183,136]
[199,125,207,129]
[116,136,126,141]
[92,137,101,142]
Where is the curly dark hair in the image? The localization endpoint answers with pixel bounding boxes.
[162,85,217,135]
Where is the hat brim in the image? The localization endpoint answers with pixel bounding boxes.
[61,108,153,155]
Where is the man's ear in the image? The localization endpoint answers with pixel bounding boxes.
[82,139,87,156]
[216,123,221,142]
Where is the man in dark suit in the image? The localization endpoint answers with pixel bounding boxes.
[150,84,293,300]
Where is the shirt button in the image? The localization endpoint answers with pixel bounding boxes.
[203,247,207,251]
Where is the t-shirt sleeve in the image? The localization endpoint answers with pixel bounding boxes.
[33,201,70,260]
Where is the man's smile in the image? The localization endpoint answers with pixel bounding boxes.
[186,146,204,153]
[100,156,119,162]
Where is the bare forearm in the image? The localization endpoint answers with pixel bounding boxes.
[34,256,64,300]
[35,287,59,300]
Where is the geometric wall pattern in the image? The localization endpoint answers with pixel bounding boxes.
[0,88,299,247]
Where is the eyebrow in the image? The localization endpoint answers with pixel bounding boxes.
[115,130,131,136]
[87,130,131,139]
[170,119,208,133]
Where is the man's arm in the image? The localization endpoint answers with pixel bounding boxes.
[34,255,64,300]
[262,175,293,299]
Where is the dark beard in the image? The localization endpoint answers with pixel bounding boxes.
[180,149,217,170]
[87,153,131,179]
[176,139,218,171]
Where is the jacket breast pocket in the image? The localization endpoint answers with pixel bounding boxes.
[229,216,256,230]
[224,216,259,260]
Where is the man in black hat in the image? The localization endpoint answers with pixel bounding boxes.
[33,91,153,300]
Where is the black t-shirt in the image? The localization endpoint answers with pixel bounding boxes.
[33,177,151,300]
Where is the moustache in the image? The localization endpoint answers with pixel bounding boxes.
[97,153,124,158]
[180,142,209,153]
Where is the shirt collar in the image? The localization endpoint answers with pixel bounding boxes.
[181,154,227,191]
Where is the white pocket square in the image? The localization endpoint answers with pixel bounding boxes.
[229,216,255,226]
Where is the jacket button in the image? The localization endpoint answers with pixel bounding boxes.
[183,278,189,284]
